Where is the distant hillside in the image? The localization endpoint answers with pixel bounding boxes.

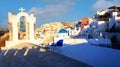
[0,33,9,49]
[0,28,8,37]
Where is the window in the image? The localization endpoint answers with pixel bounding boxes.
[117,22,120,24]
[84,20,89,24]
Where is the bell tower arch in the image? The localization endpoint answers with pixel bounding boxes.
[8,7,36,41]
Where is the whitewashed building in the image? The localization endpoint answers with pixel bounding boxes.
[95,6,120,32]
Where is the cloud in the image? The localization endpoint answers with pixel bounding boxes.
[28,0,78,27]
[92,0,120,12]
[29,4,71,17]
[29,1,76,17]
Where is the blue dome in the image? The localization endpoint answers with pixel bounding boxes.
[59,29,67,33]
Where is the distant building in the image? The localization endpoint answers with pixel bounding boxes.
[66,21,81,37]
[81,17,89,29]
[95,6,120,32]
[109,6,120,31]
[58,29,68,39]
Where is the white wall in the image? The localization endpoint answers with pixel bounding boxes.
[59,33,68,39]
[97,21,107,31]
[109,12,120,29]
[112,12,120,20]
[96,10,108,15]
[109,17,115,29]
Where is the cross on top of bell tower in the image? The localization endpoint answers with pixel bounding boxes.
[19,7,25,12]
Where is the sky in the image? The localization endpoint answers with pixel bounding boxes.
[0,0,120,28]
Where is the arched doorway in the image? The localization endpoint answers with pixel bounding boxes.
[18,16,26,40]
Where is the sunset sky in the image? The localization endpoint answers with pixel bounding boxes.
[0,0,120,28]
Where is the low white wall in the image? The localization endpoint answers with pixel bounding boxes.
[63,38,88,44]
[5,39,43,48]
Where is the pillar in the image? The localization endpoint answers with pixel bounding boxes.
[12,22,18,41]
[29,22,34,40]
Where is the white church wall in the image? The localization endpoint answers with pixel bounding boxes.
[59,33,68,39]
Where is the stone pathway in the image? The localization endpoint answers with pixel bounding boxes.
[0,43,92,67]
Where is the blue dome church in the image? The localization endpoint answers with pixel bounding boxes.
[58,29,68,39]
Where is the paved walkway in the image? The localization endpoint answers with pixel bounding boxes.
[0,43,92,67]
